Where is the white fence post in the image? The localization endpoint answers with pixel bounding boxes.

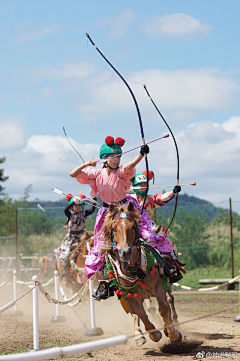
[85,278,103,336]
[51,271,66,323]
[234,276,240,322]
[10,270,23,316]
[32,275,39,351]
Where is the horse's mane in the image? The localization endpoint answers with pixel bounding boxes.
[99,202,141,254]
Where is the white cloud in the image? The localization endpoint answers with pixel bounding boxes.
[23,134,99,175]
[20,61,239,121]
[15,24,63,42]
[97,10,137,39]
[0,116,26,150]
[143,13,212,37]
[4,134,101,200]
[3,116,240,205]
[77,67,239,120]
[133,115,240,206]
[26,61,95,81]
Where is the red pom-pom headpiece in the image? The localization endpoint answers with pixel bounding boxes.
[105,136,114,145]
[66,193,73,200]
[79,194,85,199]
[142,171,154,181]
[115,137,125,147]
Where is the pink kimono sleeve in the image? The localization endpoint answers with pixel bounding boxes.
[76,169,101,197]
[117,163,136,190]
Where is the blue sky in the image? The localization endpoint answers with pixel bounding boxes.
[1,0,240,211]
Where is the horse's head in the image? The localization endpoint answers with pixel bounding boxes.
[101,202,141,262]
[70,231,94,265]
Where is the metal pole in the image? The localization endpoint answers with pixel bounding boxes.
[13,270,17,312]
[15,208,19,279]
[10,270,23,316]
[85,279,103,336]
[32,275,39,350]
[89,279,96,329]
[51,271,66,323]
[154,208,156,224]
[229,198,234,278]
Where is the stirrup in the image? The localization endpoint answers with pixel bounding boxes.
[169,272,183,284]
[163,266,176,278]
[93,280,114,301]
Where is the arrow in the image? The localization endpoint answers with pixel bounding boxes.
[96,134,169,164]
[51,188,101,207]
[36,203,64,229]
[131,182,196,190]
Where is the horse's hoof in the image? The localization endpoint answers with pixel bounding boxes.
[149,330,162,342]
[135,335,147,347]
[170,331,182,344]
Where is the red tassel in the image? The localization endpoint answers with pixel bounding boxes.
[115,137,125,147]
[105,136,114,145]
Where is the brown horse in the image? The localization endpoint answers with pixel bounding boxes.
[100,202,182,345]
[55,231,94,293]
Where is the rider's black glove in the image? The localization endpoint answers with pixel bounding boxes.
[173,185,181,194]
[140,144,150,156]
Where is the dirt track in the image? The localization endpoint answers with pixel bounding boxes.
[0,284,240,360]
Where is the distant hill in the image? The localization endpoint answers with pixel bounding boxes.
[156,193,233,223]
[36,193,231,223]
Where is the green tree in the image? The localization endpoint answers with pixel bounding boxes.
[16,185,55,237]
[0,157,8,196]
[170,208,210,269]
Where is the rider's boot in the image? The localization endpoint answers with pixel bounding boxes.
[93,280,115,300]
[163,266,176,278]
[169,270,183,284]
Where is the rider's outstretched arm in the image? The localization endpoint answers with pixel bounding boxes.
[70,159,97,177]
[127,145,150,171]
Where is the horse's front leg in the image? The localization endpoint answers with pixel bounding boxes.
[133,315,147,347]
[166,281,179,325]
[127,298,162,343]
[155,283,182,344]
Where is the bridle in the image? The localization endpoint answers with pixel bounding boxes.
[110,212,140,251]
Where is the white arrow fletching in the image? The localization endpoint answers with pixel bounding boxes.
[36,203,46,212]
[51,188,65,195]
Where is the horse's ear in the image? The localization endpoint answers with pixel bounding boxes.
[127,202,134,212]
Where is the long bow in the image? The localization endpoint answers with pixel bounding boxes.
[86,33,149,214]
[143,85,179,233]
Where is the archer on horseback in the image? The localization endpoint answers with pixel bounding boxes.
[55,193,96,277]
[70,136,177,299]
[130,171,184,283]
